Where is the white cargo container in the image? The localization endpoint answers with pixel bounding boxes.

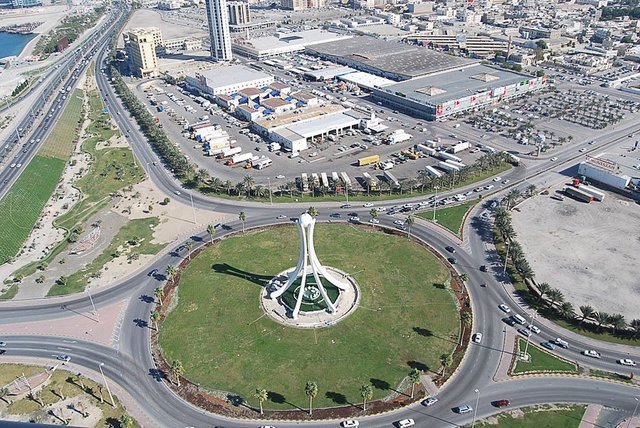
[425,165,443,178]
[445,159,467,168]
[331,172,339,183]
[321,172,329,188]
[438,161,460,172]
[438,152,463,163]
[450,142,471,154]
[425,140,439,148]
[222,146,242,157]
[415,144,437,156]
[387,130,412,145]
[254,158,272,170]
[384,170,400,187]
[577,184,605,201]
[340,172,351,187]
[230,152,252,164]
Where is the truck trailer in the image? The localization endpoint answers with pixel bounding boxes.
[227,152,253,165]
[438,152,463,163]
[449,142,470,154]
[577,184,605,201]
[383,170,400,188]
[425,165,443,178]
[358,155,380,166]
[444,159,467,168]
[564,186,594,203]
[387,130,412,145]
[362,172,378,191]
[415,144,437,156]
[321,172,329,188]
[438,161,460,173]
[221,146,242,158]
[340,172,351,187]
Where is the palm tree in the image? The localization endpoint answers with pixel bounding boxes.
[207,224,216,244]
[307,206,318,217]
[407,368,421,399]
[439,353,453,377]
[369,208,378,225]
[579,305,595,325]
[0,387,10,404]
[405,215,415,238]
[185,241,193,261]
[154,287,165,305]
[166,265,177,282]
[526,184,537,198]
[239,211,247,233]
[460,273,469,282]
[243,175,255,197]
[254,388,268,415]
[630,319,640,337]
[170,360,185,387]
[609,313,626,333]
[360,383,373,412]
[304,381,318,415]
[558,302,575,319]
[537,282,551,302]
[118,414,134,428]
[547,288,564,307]
[594,311,610,331]
[151,310,160,330]
[461,312,472,344]
[505,189,521,210]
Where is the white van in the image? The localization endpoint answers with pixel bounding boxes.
[512,314,527,325]
[554,338,569,348]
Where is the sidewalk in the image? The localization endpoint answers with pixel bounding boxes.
[579,404,602,428]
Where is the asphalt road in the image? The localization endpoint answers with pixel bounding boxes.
[1,18,640,427]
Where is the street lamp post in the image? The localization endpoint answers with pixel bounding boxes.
[189,192,196,225]
[98,363,116,407]
[267,176,273,205]
[86,286,99,322]
[472,388,480,428]
[503,239,511,274]
[521,311,537,361]
[627,396,639,428]
[432,186,439,222]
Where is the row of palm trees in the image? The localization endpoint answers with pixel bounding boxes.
[110,66,193,179]
[495,205,640,338]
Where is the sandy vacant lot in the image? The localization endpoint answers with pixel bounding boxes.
[511,184,639,320]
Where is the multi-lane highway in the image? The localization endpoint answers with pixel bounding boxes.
[1,13,640,426]
[0,3,129,199]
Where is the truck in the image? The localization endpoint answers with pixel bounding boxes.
[450,142,471,154]
[380,161,394,170]
[340,172,351,187]
[577,185,605,201]
[564,186,594,203]
[387,130,412,145]
[438,151,463,163]
[331,172,340,183]
[506,152,521,166]
[227,152,253,166]
[444,159,466,168]
[321,172,329,188]
[425,140,439,148]
[221,146,242,158]
[268,143,281,151]
[311,173,320,187]
[415,144,437,156]
[362,172,378,191]
[358,155,380,166]
[425,165,443,178]
[383,170,400,188]
[254,158,272,170]
[438,161,460,173]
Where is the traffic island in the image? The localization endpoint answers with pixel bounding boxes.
[150,222,471,420]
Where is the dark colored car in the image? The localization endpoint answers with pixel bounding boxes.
[492,400,510,408]
[480,265,487,272]
[447,257,457,264]
[445,246,456,254]
[502,317,516,326]
[329,213,342,218]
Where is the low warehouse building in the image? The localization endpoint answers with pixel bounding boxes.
[185,65,274,97]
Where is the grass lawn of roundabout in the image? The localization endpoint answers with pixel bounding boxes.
[159,224,461,412]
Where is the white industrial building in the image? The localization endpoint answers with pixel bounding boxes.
[185,65,274,96]
[232,29,352,59]
[577,154,637,191]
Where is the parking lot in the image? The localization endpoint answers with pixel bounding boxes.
[511,184,639,320]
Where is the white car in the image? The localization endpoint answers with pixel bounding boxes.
[275,175,285,179]
[376,206,387,212]
[618,359,636,367]
[57,355,71,362]
[422,396,438,406]
[0,341,6,347]
[363,202,374,207]
[397,419,415,428]
[349,216,360,223]
[501,179,510,185]
[472,332,483,343]
[498,304,511,313]
[493,177,501,182]
[393,220,405,226]
[369,218,380,224]
[582,350,601,359]
[485,185,494,190]
[341,421,360,428]
[579,148,587,153]
[528,325,541,334]
[550,157,558,161]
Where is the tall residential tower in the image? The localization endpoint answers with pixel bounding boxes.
[205,0,233,61]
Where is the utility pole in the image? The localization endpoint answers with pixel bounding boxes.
[189,193,196,225]
[472,388,480,428]
[268,176,273,205]
[98,363,116,407]
[432,186,439,222]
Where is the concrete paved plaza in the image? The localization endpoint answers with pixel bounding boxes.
[511,183,639,320]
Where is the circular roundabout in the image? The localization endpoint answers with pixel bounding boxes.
[156,221,466,417]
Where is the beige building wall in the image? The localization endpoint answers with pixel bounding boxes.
[228,1,251,25]
[126,28,161,78]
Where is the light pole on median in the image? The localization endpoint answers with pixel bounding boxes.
[268,176,273,205]
[521,311,537,361]
[472,388,480,428]
[627,396,639,428]
[503,239,511,274]
[86,285,99,322]
[98,363,116,407]
[432,186,439,222]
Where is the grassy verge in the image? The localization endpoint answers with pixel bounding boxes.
[0,363,138,427]
[7,78,145,283]
[494,228,640,346]
[512,338,578,374]
[589,369,633,383]
[48,217,164,296]
[417,199,479,236]
[0,89,83,265]
[160,224,459,410]
[475,404,586,428]
[0,284,19,300]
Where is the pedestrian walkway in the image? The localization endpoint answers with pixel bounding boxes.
[579,404,602,428]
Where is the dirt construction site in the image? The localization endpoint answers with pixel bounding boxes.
[510,183,639,320]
